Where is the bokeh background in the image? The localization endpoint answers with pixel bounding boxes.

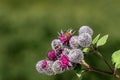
[0,0,120,80]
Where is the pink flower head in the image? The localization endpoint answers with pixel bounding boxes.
[42,60,47,68]
[48,50,57,61]
[59,55,69,69]
[59,30,73,43]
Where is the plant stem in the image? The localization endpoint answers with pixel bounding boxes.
[92,46,113,72]
[80,60,90,68]
[113,66,117,75]
[84,67,120,79]
[90,67,112,76]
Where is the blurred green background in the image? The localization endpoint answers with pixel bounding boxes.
[0,0,120,80]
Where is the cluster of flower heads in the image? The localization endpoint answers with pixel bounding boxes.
[36,26,93,75]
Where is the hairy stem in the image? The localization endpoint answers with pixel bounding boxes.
[84,67,120,79]
[95,50,113,72]
[80,60,90,68]
[92,46,113,72]
[113,66,117,75]
[90,67,112,75]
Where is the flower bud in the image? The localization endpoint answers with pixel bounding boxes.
[52,60,64,74]
[51,39,62,50]
[69,36,80,49]
[48,50,57,61]
[68,49,84,63]
[79,25,93,36]
[36,60,54,75]
[78,33,92,47]
[59,30,73,44]
[36,60,44,74]
[60,54,74,70]
[43,60,54,75]
[59,55,69,69]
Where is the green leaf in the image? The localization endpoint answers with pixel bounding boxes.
[97,35,108,47]
[82,48,89,53]
[92,34,100,44]
[112,50,120,68]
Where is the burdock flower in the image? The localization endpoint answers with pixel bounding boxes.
[69,36,80,49]
[47,50,57,61]
[59,29,73,44]
[59,55,74,70]
[36,60,54,75]
[51,39,63,50]
[36,60,45,74]
[36,26,94,76]
[78,33,92,47]
[52,55,72,74]
[52,60,64,74]
[68,49,84,63]
[79,25,93,36]
[59,55,69,69]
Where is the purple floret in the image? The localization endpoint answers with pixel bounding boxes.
[59,55,69,69]
[48,50,57,61]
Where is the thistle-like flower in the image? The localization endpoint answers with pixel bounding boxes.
[52,60,64,74]
[59,29,73,44]
[51,39,63,50]
[60,55,74,70]
[36,60,54,75]
[59,55,69,69]
[36,60,45,74]
[47,50,57,61]
[69,36,80,49]
[78,33,92,47]
[68,49,84,63]
[43,60,54,75]
[36,26,94,76]
[79,25,93,36]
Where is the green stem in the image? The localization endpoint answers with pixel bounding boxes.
[113,66,117,75]
[84,67,120,79]
[95,50,113,72]
[91,45,113,72]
